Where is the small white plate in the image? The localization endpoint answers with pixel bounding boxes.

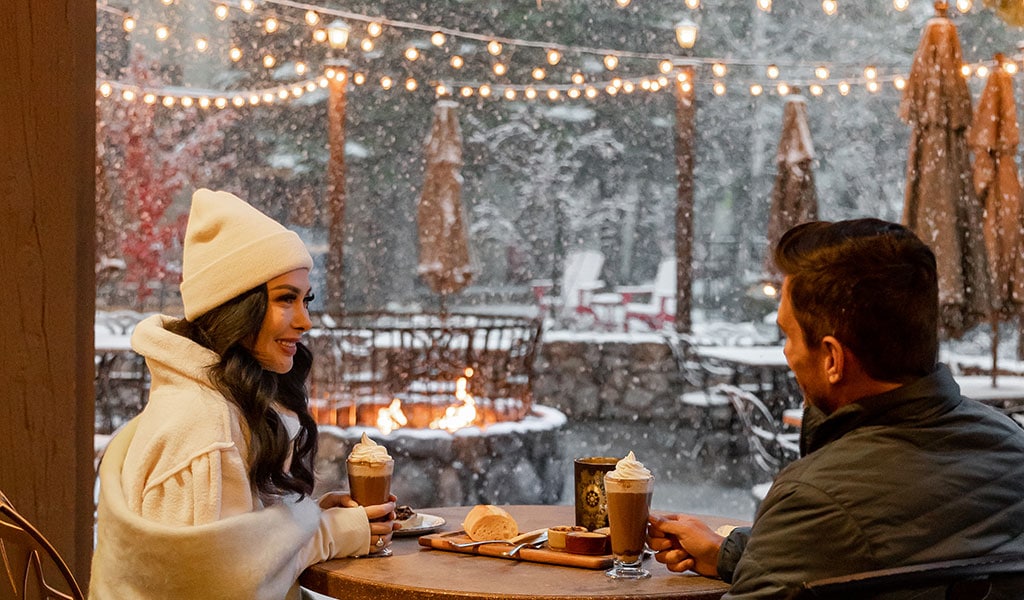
[394,513,446,537]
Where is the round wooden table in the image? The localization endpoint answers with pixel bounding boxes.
[299,505,736,600]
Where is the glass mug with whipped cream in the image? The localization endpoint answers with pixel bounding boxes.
[347,433,395,557]
[604,451,654,579]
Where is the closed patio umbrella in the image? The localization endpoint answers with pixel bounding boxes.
[901,1,990,338]
[418,100,474,309]
[765,92,818,283]
[969,55,1024,384]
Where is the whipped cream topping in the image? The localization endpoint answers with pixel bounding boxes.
[607,451,652,480]
[348,432,393,463]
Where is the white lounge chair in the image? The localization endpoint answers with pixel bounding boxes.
[623,259,676,331]
[531,250,605,325]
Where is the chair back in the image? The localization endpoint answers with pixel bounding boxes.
[0,491,84,600]
[559,250,604,316]
[649,259,677,309]
[798,553,1024,600]
[714,384,798,478]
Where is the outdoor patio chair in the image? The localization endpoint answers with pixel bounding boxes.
[713,383,799,502]
[796,553,1024,600]
[623,259,676,331]
[664,333,737,460]
[531,250,605,325]
[0,490,85,600]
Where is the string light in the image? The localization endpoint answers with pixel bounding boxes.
[777,82,790,95]
[155,26,170,41]
[685,0,700,7]
[532,67,546,80]
[405,78,418,91]
[305,10,319,25]
[450,55,464,69]
[956,0,972,11]
[526,87,538,99]
[863,65,877,80]
[404,47,420,61]
[353,72,366,85]
[265,17,279,33]
[809,84,823,96]
[122,17,136,32]
[367,22,383,37]
[659,60,673,74]
[867,80,880,92]
[975,64,989,78]
[615,0,631,7]
[229,47,243,61]
[712,63,727,77]
[1005,62,1019,75]
[195,38,209,52]
[547,49,562,65]
[572,72,586,85]
[493,62,507,76]
[99,82,113,97]
[487,40,502,56]
[758,0,772,12]
[822,0,838,16]
[713,81,726,95]
[750,83,763,96]
[603,54,619,70]
[381,76,394,90]
[585,86,599,99]
[961,64,972,77]
[214,4,229,20]
[815,66,829,79]
[838,81,851,95]
[263,54,276,68]
[766,65,780,79]
[479,84,492,97]
[567,87,581,98]
[312,29,327,43]
[504,88,517,100]
[239,0,255,13]
[893,76,907,90]
[893,0,909,10]
[431,32,446,46]
[547,88,560,100]
[360,38,374,52]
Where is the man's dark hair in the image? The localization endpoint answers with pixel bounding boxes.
[773,218,939,383]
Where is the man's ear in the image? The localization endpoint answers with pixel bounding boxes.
[821,335,845,384]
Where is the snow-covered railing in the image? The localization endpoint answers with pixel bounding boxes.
[306,312,543,428]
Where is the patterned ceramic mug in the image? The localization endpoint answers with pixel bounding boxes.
[573,456,619,531]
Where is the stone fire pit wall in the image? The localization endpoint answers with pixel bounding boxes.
[315,406,566,508]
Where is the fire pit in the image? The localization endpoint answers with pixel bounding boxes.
[307,312,566,507]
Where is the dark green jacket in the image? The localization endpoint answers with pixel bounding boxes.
[718,364,1024,599]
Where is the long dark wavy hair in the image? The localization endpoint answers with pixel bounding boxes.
[167,284,318,500]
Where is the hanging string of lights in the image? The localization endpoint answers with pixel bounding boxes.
[95,0,1006,111]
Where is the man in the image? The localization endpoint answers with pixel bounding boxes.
[649,219,1024,598]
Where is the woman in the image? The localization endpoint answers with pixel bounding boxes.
[91,189,395,599]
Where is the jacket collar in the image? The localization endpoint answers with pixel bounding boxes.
[800,363,962,455]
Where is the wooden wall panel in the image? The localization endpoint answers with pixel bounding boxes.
[0,0,97,586]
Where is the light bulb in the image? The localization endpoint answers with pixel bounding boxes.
[229,47,242,61]
[532,67,546,80]
[547,88,560,100]
[713,82,726,95]
[265,18,279,33]
[122,17,136,32]
[777,83,790,95]
[405,78,418,91]
[822,0,838,16]
[263,55,275,68]
[863,65,877,79]
[572,72,585,84]
[361,39,374,52]
[956,0,972,11]
[380,76,394,90]
[809,84,823,96]
[750,84,763,96]
[712,63,727,77]
[893,76,907,90]
[615,0,631,6]
[766,65,780,79]
[505,88,517,100]
[893,0,909,10]
[305,10,319,25]
[479,84,492,97]
[431,32,446,46]
[547,49,561,65]
[451,55,464,69]
[838,81,850,95]
[815,66,829,79]
[686,0,700,7]
[758,0,772,11]
[195,38,209,52]
[215,4,228,20]
[493,62,507,76]
[367,22,383,37]
[526,87,538,99]
[405,47,420,61]
[604,54,619,70]
[155,26,169,41]
[487,40,502,55]
[659,60,673,74]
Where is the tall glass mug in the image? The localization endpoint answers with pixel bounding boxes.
[347,457,395,557]
[603,472,654,579]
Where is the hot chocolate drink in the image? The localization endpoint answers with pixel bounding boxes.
[347,433,394,509]
[604,451,654,580]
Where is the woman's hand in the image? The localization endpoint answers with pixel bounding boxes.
[647,512,724,577]
[364,494,398,554]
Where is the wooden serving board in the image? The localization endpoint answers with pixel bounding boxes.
[418,531,614,570]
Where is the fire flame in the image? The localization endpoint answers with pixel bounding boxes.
[376,398,408,435]
[373,368,479,434]
[430,368,477,432]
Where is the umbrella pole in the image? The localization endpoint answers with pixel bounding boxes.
[992,314,1000,388]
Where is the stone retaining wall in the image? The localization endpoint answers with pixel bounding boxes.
[533,333,692,421]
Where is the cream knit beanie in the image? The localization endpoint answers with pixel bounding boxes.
[180,189,313,321]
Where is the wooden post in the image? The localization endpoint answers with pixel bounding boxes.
[325,65,348,315]
[1,0,96,584]
[674,65,697,334]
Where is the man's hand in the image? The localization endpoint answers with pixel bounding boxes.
[647,512,725,577]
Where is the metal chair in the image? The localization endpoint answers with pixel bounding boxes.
[797,553,1024,600]
[664,333,737,459]
[0,490,84,600]
[713,383,800,501]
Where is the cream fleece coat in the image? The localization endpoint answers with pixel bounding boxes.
[90,315,370,600]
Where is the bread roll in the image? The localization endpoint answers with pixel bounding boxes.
[462,505,518,541]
